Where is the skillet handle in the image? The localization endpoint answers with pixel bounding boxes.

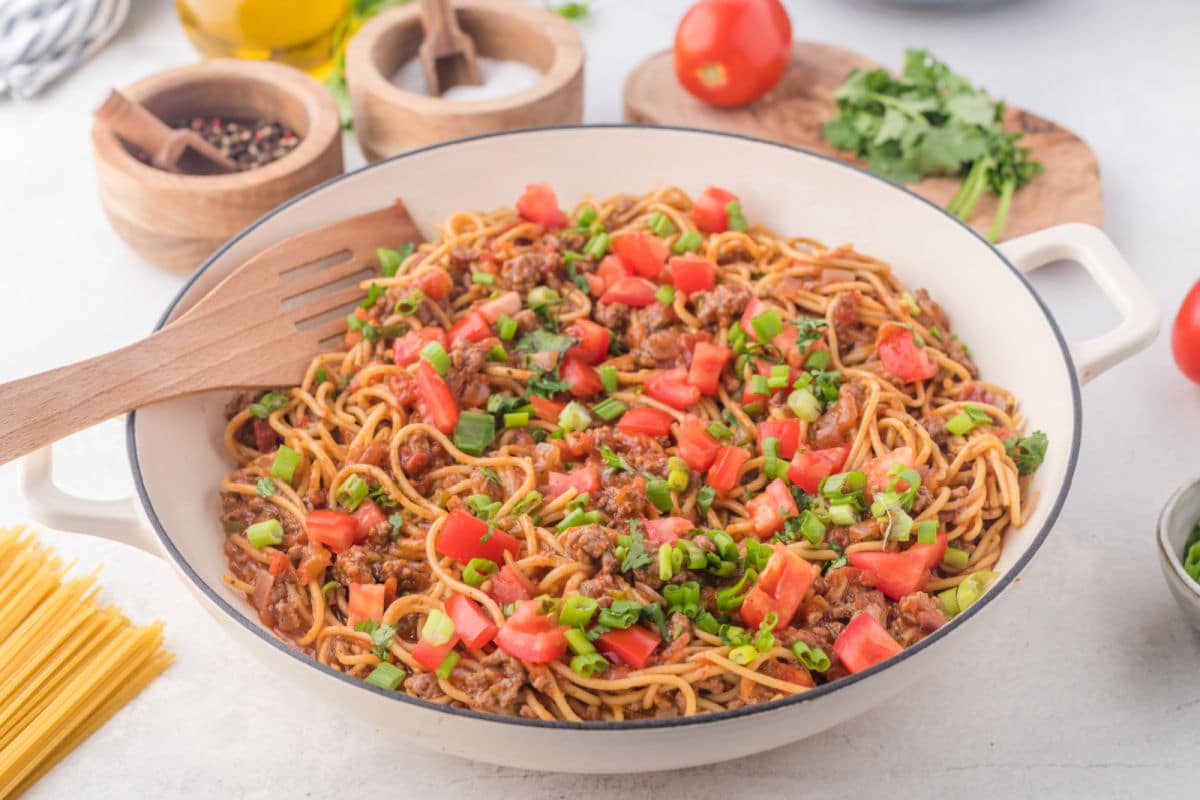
[998,223,1159,383]
[18,446,159,555]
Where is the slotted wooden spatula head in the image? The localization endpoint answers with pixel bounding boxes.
[174,199,426,388]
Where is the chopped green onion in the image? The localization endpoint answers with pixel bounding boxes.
[915,520,938,544]
[942,546,970,572]
[512,491,543,516]
[453,411,496,456]
[598,365,618,394]
[496,315,519,340]
[321,580,339,596]
[929,325,943,341]
[822,470,867,498]
[365,662,406,690]
[696,485,716,517]
[255,477,275,498]
[694,611,720,635]
[767,364,790,389]
[471,271,495,285]
[729,323,747,353]
[646,479,673,513]
[270,446,301,482]
[706,421,734,440]
[486,344,508,362]
[591,397,626,422]
[828,504,858,526]
[724,200,749,232]
[664,581,701,618]
[762,437,787,480]
[938,586,961,617]
[658,542,679,581]
[393,289,424,315]
[743,538,772,572]
[796,509,826,545]
[715,568,757,611]
[649,212,677,237]
[583,233,610,259]
[336,474,370,511]
[792,372,812,389]
[787,388,821,422]
[436,650,460,679]
[901,292,921,316]
[728,644,758,665]
[571,652,609,678]
[955,570,998,611]
[655,284,676,305]
[805,349,831,371]
[792,641,831,672]
[749,374,769,397]
[946,412,974,436]
[345,312,362,333]
[576,205,597,227]
[377,243,414,278]
[504,411,530,428]
[557,509,601,531]
[244,519,283,548]
[885,506,913,541]
[666,462,690,492]
[675,540,707,571]
[565,627,596,655]
[527,286,561,308]
[421,609,456,646]
[420,340,451,376]
[589,220,605,234]
[361,282,384,309]
[249,391,289,419]
[560,595,599,628]
[462,558,498,587]
[674,230,703,253]
[751,308,783,342]
[558,401,592,432]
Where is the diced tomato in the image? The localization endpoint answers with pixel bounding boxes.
[584,273,606,296]
[612,232,669,279]
[668,255,716,294]
[267,550,289,577]
[415,361,459,434]
[647,367,702,409]
[740,297,771,337]
[746,478,799,537]
[877,323,939,383]
[564,319,610,365]
[488,564,533,605]
[597,625,662,669]
[786,445,851,494]
[529,395,565,422]
[435,508,521,565]
[596,254,635,292]
[305,510,358,554]
[347,583,384,627]
[862,446,916,495]
[834,612,903,674]
[692,186,739,234]
[547,465,601,498]
[644,517,692,546]
[479,291,521,323]
[617,407,675,437]
[758,419,802,460]
[494,599,569,663]
[414,269,452,301]
[445,593,499,649]
[676,414,721,471]
[561,356,603,398]
[393,327,447,366]
[351,498,387,541]
[516,183,567,229]
[847,533,948,600]
[706,445,750,492]
[687,341,733,395]
[599,276,657,307]
[740,542,815,629]
[447,311,491,344]
[412,635,459,672]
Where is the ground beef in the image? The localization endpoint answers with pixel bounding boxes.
[593,301,631,331]
[446,339,492,409]
[397,431,451,494]
[403,672,442,700]
[501,250,557,292]
[829,291,860,333]
[376,558,431,594]
[913,289,950,332]
[591,426,670,474]
[579,570,624,599]
[921,413,950,447]
[888,591,945,646]
[595,471,651,520]
[260,576,307,636]
[219,481,302,539]
[452,649,527,712]
[347,438,389,468]
[560,524,612,566]
[633,303,677,332]
[331,544,375,585]
[694,283,751,329]
[633,330,690,369]
[810,382,862,449]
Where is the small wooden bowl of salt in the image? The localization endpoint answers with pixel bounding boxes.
[345,0,584,162]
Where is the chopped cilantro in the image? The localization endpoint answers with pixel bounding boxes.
[255,478,275,497]
[599,444,634,473]
[1003,431,1048,475]
[620,521,655,572]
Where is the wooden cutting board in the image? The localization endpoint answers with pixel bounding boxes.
[624,43,1103,241]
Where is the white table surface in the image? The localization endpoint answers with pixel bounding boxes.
[3,0,1199,795]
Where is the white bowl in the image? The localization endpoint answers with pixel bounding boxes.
[21,126,1159,773]
[1157,481,1200,631]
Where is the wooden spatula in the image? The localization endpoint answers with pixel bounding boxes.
[417,0,482,96]
[95,89,239,174]
[0,201,425,466]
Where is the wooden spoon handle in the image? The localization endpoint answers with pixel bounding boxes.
[94,90,177,165]
[0,322,210,465]
[418,0,462,53]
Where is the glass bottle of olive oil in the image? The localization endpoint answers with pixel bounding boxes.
[175,0,349,76]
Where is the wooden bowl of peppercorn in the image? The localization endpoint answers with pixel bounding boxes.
[91,59,343,272]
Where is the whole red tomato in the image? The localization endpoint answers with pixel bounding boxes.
[1173,278,1200,383]
[673,0,792,108]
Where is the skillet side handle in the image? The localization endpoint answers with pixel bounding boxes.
[18,446,160,555]
[998,223,1160,384]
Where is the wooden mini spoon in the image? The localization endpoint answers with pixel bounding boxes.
[95,89,239,174]
[0,201,425,465]
[417,0,482,96]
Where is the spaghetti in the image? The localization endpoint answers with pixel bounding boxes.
[0,526,173,798]
[217,184,1047,721]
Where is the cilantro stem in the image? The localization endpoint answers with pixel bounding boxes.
[987,178,1016,242]
[867,92,928,123]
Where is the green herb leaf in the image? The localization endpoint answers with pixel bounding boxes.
[620,521,655,573]
[516,329,579,354]
[1003,431,1048,475]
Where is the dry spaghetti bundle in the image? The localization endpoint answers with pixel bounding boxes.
[0,526,173,799]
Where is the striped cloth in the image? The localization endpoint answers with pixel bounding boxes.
[0,0,129,99]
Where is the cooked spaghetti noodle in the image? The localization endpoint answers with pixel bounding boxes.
[217,184,1047,721]
[0,526,173,797]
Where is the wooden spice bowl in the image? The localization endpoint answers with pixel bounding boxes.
[345,0,584,162]
[91,59,343,273]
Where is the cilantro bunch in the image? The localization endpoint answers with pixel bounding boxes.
[823,49,1042,241]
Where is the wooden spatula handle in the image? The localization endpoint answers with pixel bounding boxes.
[419,0,462,55]
[0,319,220,465]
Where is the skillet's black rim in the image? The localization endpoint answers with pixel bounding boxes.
[128,124,1082,731]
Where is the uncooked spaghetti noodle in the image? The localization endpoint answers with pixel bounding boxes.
[0,526,173,798]
[217,184,1047,721]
